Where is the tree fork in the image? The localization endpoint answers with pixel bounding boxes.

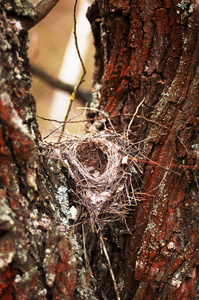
[0,0,199,300]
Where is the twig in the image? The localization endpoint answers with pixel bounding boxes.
[43,124,63,140]
[42,114,82,140]
[100,235,121,300]
[58,0,86,142]
[82,224,88,268]
[77,107,116,132]
[36,112,173,128]
[31,64,92,103]
[126,97,145,137]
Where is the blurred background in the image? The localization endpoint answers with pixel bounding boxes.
[29,0,94,140]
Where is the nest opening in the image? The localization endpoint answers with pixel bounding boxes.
[76,141,108,176]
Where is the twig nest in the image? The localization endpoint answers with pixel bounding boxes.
[52,133,141,230]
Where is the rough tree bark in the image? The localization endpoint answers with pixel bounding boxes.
[87,0,199,299]
[0,1,199,300]
[0,1,84,300]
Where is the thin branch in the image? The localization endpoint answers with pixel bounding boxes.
[30,64,92,103]
[126,97,145,137]
[82,224,88,268]
[43,123,63,140]
[35,0,60,24]
[42,114,82,140]
[58,0,87,142]
[36,112,173,127]
[77,107,116,132]
[100,235,121,300]
[37,113,89,124]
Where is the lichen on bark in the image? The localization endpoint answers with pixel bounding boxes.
[0,2,94,299]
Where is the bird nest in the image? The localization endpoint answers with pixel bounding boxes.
[51,133,142,231]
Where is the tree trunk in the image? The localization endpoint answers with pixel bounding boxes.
[0,1,199,300]
[87,0,199,299]
[0,2,80,299]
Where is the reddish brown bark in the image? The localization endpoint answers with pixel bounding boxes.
[88,0,199,299]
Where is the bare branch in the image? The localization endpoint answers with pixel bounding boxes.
[17,0,60,30]
[58,0,87,142]
[100,235,121,300]
[30,64,92,103]
[126,97,145,137]
[34,0,60,24]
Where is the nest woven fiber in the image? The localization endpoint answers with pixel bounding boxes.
[52,133,142,231]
